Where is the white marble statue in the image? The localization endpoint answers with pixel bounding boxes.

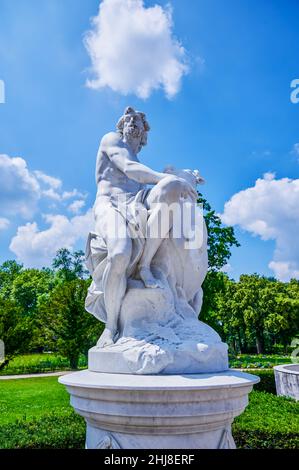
[60,108,258,451]
[85,107,228,374]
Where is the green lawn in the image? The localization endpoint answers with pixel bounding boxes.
[0,375,298,449]
[0,353,87,376]
[0,377,70,425]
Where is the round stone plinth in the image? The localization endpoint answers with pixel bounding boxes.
[59,370,259,449]
[274,364,299,401]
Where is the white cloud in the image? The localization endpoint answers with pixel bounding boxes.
[41,188,62,201]
[0,218,10,231]
[62,189,86,200]
[220,263,232,274]
[221,173,299,281]
[268,261,299,282]
[68,199,86,214]
[292,143,299,161]
[1,153,92,266]
[84,0,188,99]
[9,210,94,268]
[34,170,62,190]
[0,154,40,218]
[0,154,87,220]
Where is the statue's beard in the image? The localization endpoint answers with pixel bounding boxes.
[124,125,143,140]
[124,126,145,151]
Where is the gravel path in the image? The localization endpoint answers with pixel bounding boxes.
[0,371,75,380]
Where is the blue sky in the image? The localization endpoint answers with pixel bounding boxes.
[0,0,298,280]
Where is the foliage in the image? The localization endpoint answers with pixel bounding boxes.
[229,354,292,369]
[198,193,240,271]
[52,248,88,282]
[39,279,102,369]
[210,274,299,354]
[233,391,299,449]
[0,353,87,376]
[0,249,104,367]
[10,269,55,314]
[201,270,228,333]
[0,261,57,360]
[0,260,23,299]
[248,369,276,394]
[0,412,85,449]
[0,298,33,370]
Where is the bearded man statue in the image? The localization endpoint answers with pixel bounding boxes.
[85,107,228,374]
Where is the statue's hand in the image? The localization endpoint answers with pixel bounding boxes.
[175,177,198,201]
[163,167,202,198]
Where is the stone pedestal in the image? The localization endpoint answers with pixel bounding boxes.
[59,369,259,449]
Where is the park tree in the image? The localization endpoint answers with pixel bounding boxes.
[8,268,56,351]
[197,193,240,326]
[0,298,33,370]
[214,274,272,354]
[207,276,248,353]
[197,193,240,271]
[0,260,23,299]
[10,268,55,314]
[39,278,102,369]
[212,275,299,354]
[52,248,88,282]
[265,278,299,350]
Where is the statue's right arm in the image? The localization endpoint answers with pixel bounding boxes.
[102,133,166,185]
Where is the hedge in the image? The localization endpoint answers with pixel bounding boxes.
[0,411,85,449]
[233,391,299,449]
[247,369,276,394]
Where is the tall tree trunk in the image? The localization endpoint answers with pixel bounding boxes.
[69,354,79,370]
[256,333,264,354]
[237,330,242,354]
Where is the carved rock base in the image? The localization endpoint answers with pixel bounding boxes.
[59,370,259,449]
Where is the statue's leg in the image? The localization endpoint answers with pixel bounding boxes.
[96,214,132,348]
[139,177,185,289]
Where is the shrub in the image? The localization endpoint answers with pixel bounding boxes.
[234,429,299,449]
[248,369,276,394]
[0,411,85,449]
[229,353,291,369]
[233,391,299,449]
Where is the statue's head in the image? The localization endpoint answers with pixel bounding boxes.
[117,107,150,152]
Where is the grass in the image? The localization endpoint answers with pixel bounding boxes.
[0,375,298,449]
[0,353,87,376]
[0,377,70,425]
[0,377,84,448]
[229,353,292,369]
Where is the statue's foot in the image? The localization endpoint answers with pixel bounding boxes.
[139,266,164,289]
[96,328,116,348]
